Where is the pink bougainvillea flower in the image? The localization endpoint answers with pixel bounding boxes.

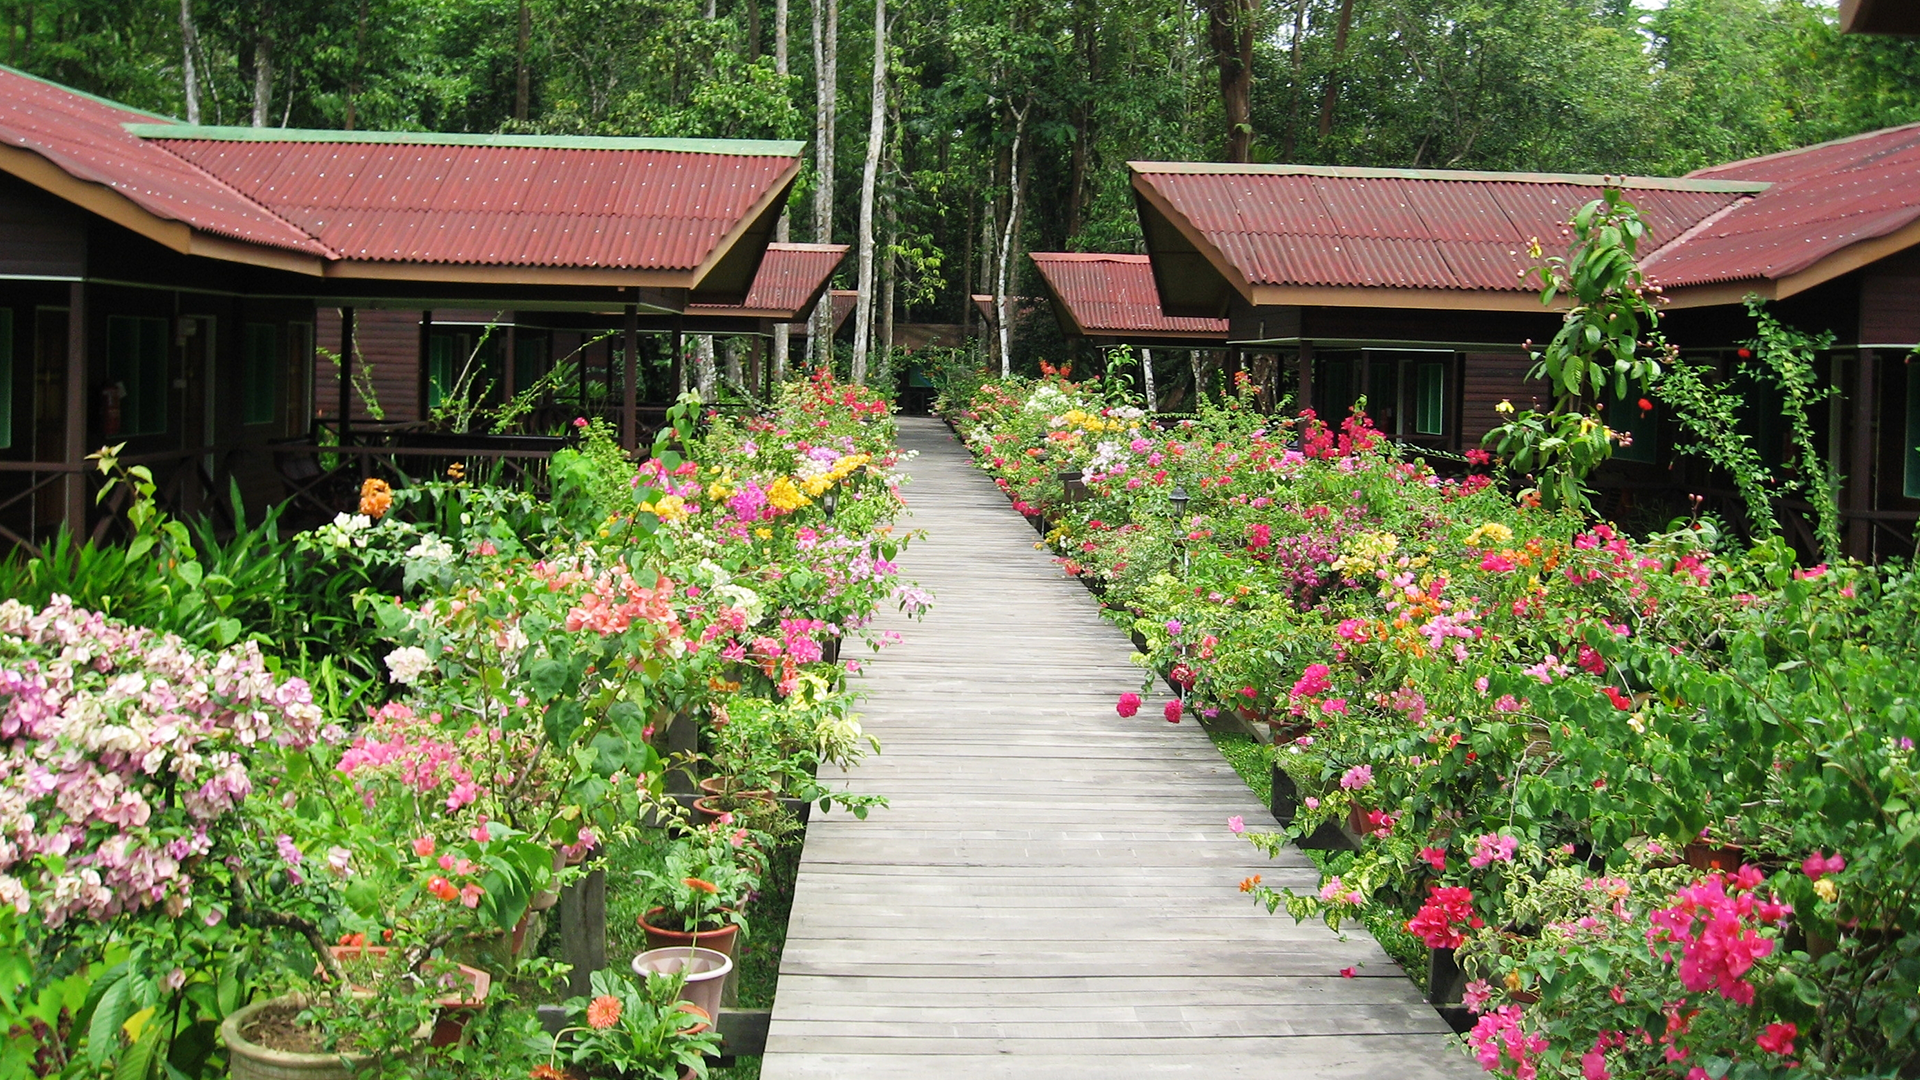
[470,823,491,844]
[1418,846,1447,872]
[1461,979,1493,1014]
[1801,852,1845,881]
[1467,1006,1548,1079]
[1469,833,1518,868]
[1227,816,1245,834]
[427,876,458,902]
[411,836,435,858]
[1164,700,1183,724]
[459,882,485,908]
[1290,663,1333,699]
[1339,966,1357,979]
[1602,686,1634,711]
[1115,692,1141,718]
[1756,1021,1797,1056]
[1405,885,1483,949]
[1339,764,1372,790]
[1479,553,1516,573]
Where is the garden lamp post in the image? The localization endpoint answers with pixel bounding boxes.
[1169,484,1190,577]
[822,488,839,521]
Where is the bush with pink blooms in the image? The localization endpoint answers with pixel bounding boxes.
[954,371,1920,1078]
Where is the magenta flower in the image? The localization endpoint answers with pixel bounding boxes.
[1339,764,1372,790]
[1227,815,1245,834]
[1290,663,1333,699]
[1801,851,1845,881]
[1115,693,1141,718]
[1164,700,1183,724]
[1468,833,1518,868]
[1418,846,1447,872]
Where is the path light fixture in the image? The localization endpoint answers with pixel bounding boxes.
[1168,484,1191,578]
[1168,485,1190,518]
[822,488,839,521]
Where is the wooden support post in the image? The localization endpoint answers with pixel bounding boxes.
[419,310,433,424]
[671,321,685,399]
[338,307,355,446]
[621,303,639,452]
[503,320,518,402]
[1296,340,1314,414]
[560,865,607,999]
[63,282,86,534]
[1849,350,1877,560]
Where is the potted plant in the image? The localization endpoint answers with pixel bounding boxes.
[538,969,721,1079]
[635,830,760,959]
[223,951,463,1080]
[630,946,734,1024]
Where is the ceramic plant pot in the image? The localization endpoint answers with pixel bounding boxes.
[639,907,739,960]
[631,947,733,1025]
[690,794,775,828]
[222,995,371,1080]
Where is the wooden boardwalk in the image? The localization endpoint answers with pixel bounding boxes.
[761,417,1474,1079]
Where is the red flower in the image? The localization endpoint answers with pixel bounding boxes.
[1418,846,1447,872]
[1637,398,1653,413]
[427,876,458,902]
[1164,700,1183,724]
[1406,885,1483,949]
[1756,1021,1796,1056]
[1115,692,1141,718]
[1339,966,1358,978]
[1602,686,1633,711]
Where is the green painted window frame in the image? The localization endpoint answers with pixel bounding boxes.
[0,308,12,450]
[242,323,278,426]
[1905,367,1920,500]
[1414,362,1446,436]
[1609,387,1659,464]
[106,315,169,436]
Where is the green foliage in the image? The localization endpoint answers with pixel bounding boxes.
[1485,189,1663,514]
[1652,356,1779,537]
[1743,299,1843,563]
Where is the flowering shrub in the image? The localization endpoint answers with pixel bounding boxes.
[953,373,1920,1078]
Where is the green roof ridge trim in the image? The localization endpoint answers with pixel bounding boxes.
[0,63,181,124]
[125,123,803,157]
[1128,160,1770,194]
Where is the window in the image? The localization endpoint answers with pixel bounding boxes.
[242,323,278,425]
[427,335,456,410]
[515,334,548,395]
[0,308,12,449]
[1608,386,1658,464]
[1905,367,1920,500]
[1415,362,1446,436]
[106,315,169,436]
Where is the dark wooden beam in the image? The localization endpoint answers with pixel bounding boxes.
[63,282,86,532]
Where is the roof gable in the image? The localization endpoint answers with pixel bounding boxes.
[1029,252,1227,341]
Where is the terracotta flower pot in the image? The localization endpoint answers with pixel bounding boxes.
[324,945,490,1048]
[691,794,774,828]
[222,994,372,1080]
[631,947,733,1025]
[639,907,739,960]
[1684,840,1746,872]
[696,777,774,800]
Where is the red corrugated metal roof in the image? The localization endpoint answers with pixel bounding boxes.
[0,66,802,274]
[1133,165,1750,293]
[688,243,846,316]
[148,137,797,269]
[0,66,330,255]
[1029,253,1227,337]
[1643,124,1920,287]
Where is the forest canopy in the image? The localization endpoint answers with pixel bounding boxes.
[5,0,1918,331]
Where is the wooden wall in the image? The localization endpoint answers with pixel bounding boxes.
[1460,352,1539,450]
[314,308,423,424]
[1860,249,1920,346]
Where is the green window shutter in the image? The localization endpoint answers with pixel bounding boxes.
[242,323,278,425]
[1905,367,1920,500]
[0,308,12,450]
[428,336,455,410]
[514,334,545,394]
[107,315,170,436]
[1609,387,1658,464]
[1415,362,1446,436]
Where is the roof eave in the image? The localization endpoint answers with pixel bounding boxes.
[1246,284,1563,313]
[1128,169,1252,318]
[687,156,806,305]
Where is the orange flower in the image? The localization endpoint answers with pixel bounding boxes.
[358,478,393,518]
[1239,875,1263,893]
[427,876,458,902]
[585,994,622,1030]
[530,1065,569,1080]
[682,877,719,895]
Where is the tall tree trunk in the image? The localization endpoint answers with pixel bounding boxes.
[1318,0,1356,138]
[179,0,200,123]
[514,0,530,121]
[995,103,1030,380]
[1142,346,1156,411]
[807,0,839,371]
[849,0,886,386]
[1204,0,1255,162]
[770,0,791,385]
[748,0,762,58]
[1281,0,1306,159]
[695,335,717,401]
[345,0,366,130]
[250,5,274,128]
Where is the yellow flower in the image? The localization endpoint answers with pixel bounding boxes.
[767,476,809,512]
[640,494,689,523]
[1496,399,1514,415]
[1813,878,1838,903]
[1465,522,1515,548]
[754,527,772,539]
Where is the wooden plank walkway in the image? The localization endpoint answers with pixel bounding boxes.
[761,417,1475,1079]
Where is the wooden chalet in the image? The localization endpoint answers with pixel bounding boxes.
[1131,128,1920,561]
[0,64,804,547]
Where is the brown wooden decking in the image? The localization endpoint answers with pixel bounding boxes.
[761,416,1476,1079]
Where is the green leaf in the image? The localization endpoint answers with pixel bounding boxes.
[87,971,136,1067]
